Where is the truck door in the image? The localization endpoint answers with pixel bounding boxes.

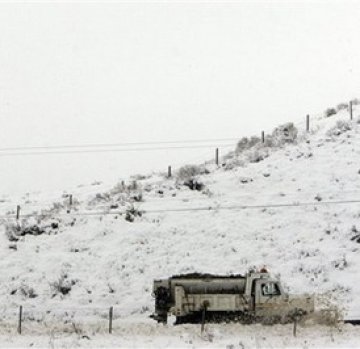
[254,280,282,316]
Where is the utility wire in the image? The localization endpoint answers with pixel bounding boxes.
[142,199,360,213]
[0,138,239,153]
[1,199,359,219]
[0,144,235,157]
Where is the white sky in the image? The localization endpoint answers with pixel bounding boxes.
[0,0,360,196]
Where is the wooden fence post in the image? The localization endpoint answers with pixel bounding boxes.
[168,166,172,178]
[306,114,310,132]
[261,131,265,143]
[201,301,208,334]
[67,195,73,214]
[109,306,113,334]
[349,101,353,120]
[16,205,20,220]
[17,305,22,334]
[215,148,219,166]
[293,317,297,337]
[201,307,206,334]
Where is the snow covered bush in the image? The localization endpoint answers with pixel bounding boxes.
[332,255,348,270]
[235,136,260,154]
[125,205,142,222]
[336,102,348,111]
[183,178,205,191]
[351,98,360,105]
[50,273,76,296]
[176,164,204,180]
[223,158,245,171]
[229,122,298,168]
[246,148,269,163]
[17,284,38,298]
[326,120,352,137]
[324,108,337,117]
[110,180,139,195]
[5,218,60,242]
[271,122,298,145]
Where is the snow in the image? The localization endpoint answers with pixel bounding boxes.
[1,321,360,348]
[0,104,360,347]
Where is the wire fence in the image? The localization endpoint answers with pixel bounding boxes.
[0,304,129,335]
[0,102,357,220]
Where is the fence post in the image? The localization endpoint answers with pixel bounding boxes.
[215,148,219,166]
[67,195,73,214]
[109,306,113,334]
[17,305,22,334]
[261,131,265,143]
[306,114,310,132]
[16,205,20,220]
[201,306,206,334]
[201,301,209,334]
[167,166,172,178]
[349,101,353,120]
[293,317,297,337]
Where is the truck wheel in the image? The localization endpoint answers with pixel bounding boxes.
[175,316,184,325]
[157,314,168,324]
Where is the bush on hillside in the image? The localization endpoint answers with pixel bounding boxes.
[326,120,352,137]
[176,164,209,180]
[235,123,298,158]
[336,103,348,111]
[324,108,337,118]
[125,205,143,222]
[183,178,205,191]
[5,218,60,242]
[246,148,270,163]
[50,273,76,297]
[271,122,298,145]
[235,136,260,154]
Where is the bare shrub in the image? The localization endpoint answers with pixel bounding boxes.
[4,218,60,242]
[125,205,143,222]
[324,108,337,118]
[326,120,352,137]
[177,165,203,180]
[130,192,143,202]
[351,98,360,105]
[19,284,38,298]
[131,174,148,181]
[50,273,76,296]
[183,178,205,191]
[5,222,21,242]
[223,158,245,171]
[271,122,298,145]
[235,136,260,153]
[336,103,348,111]
[331,255,348,270]
[110,180,139,195]
[247,148,269,163]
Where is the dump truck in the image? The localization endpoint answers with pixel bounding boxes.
[151,271,314,324]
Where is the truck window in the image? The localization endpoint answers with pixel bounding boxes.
[262,282,280,296]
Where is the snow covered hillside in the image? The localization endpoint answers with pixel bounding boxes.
[0,101,360,346]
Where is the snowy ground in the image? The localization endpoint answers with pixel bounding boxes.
[0,319,360,348]
[0,103,360,347]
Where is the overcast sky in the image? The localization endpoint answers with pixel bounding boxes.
[0,0,360,196]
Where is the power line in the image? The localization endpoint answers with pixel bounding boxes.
[142,199,360,213]
[1,198,359,219]
[0,144,235,157]
[0,138,239,153]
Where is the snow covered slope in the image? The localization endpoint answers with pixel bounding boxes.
[0,102,360,339]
